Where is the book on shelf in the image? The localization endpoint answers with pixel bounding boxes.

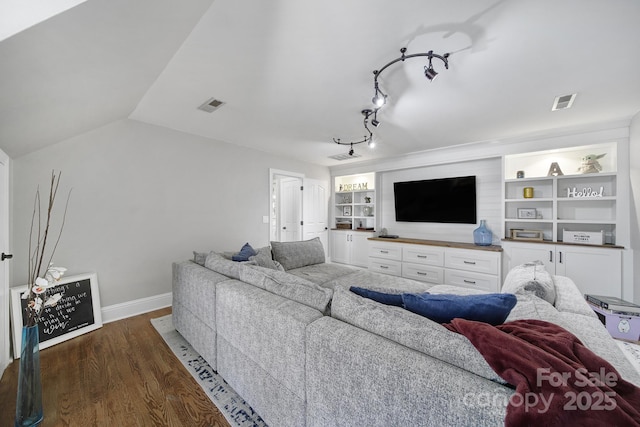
[585,294,640,315]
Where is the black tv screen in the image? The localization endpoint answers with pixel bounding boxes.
[393,176,477,224]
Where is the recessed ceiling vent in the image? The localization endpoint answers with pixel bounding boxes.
[198,97,225,113]
[329,152,362,161]
[552,93,577,111]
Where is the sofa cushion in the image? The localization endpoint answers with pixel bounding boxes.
[270,238,325,270]
[331,287,506,384]
[402,293,517,325]
[287,263,356,285]
[501,260,556,305]
[192,251,208,266]
[248,246,285,271]
[204,251,242,279]
[349,286,405,307]
[232,242,257,261]
[239,264,333,314]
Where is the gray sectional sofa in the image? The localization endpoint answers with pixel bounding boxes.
[172,239,640,427]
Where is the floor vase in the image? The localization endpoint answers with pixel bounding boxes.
[15,325,43,427]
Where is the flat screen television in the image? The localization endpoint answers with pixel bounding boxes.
[393,176,477,224]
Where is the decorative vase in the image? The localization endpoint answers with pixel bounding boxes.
[15,325,43,427]
[473,220,493,246]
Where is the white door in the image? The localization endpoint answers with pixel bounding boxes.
[303,179,329,257]
[0,150,10,373]
[279,178,302,242]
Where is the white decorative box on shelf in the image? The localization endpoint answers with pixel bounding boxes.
[563,229,604,245]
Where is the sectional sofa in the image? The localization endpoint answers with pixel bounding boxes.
[172,238,640,427]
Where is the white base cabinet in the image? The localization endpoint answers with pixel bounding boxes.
[369,238,502,292]
[502,241,622,297]
[331,230,374,268]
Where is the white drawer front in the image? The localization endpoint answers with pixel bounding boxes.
[369,258,402,276]
[444,270,499,292]
[402,263,444,284]
[444,249,499,275]
[369,243,402,261]
[402,247,444,266]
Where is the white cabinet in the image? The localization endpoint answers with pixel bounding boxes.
[502,240,622,297]
[368,238,502,292]
[331,230,374,268]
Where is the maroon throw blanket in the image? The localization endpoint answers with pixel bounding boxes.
[445,318,640,426]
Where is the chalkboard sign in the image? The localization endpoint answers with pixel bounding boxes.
[11,273,102,358]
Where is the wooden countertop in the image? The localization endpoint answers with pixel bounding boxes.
[368,237,503,252]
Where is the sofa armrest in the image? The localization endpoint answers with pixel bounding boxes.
[552,275,596,318]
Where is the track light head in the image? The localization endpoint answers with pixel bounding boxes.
[348,147,354,156]
[424,65,438,81]
[371,119,380,127]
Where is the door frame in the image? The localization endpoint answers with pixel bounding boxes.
[269,169,304,242]
[0,149,10,373]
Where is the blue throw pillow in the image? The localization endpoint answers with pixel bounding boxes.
[232,242,257,262]
[349,286,406,307]
[402,293,517,325]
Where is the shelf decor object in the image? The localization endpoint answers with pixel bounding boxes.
[473,220,493,246]
[523,187,534,198]
[517,208,537,219]
[510,229,544,241]
[563,229,604,245]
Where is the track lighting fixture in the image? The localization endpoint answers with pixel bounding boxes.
[332,46,450,157]
[333,109,374,156]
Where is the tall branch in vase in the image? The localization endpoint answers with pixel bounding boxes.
[23,171,72,327]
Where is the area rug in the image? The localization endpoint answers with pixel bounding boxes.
[151,315,267,427]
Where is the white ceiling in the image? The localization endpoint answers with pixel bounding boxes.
[1,0,639,166]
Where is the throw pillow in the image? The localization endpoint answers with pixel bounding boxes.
[402,293,517,325]
[193,251,208,266]
[502,260,556,305]
[349,286,406,307]
[270,238,325,270]
[232,242,257,262]
[249,246,285,271]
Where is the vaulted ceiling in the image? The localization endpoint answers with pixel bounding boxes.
[1,0,639,166]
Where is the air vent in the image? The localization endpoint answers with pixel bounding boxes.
[198,97,225,113]
[552,93,576,111]
[329,152,362,161]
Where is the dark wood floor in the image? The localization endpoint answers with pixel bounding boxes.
[0,307,231,427]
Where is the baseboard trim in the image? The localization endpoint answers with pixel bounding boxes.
[101,292,172,324]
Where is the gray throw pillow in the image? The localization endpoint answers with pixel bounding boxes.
[193,251,208,266]
[502,260,556,305]
[270,238,325,270]
[249,246,285,271]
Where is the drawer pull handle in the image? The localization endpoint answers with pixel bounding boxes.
[380,250,389,254]
[380,265,389,269]
[463,261,476,265]
[463,280,476,284]
[417,255,427,259]
[417,272,427,276]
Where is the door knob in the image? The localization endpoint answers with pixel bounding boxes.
[282,227,287,230]
[1,253,13,261]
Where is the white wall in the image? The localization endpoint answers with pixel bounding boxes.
[11,119,329,307]
[378,157,501,244]
[630,111,640,303]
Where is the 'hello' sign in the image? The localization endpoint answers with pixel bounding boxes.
[567,186,604,198]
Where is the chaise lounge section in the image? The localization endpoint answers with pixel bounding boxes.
[172,238,640,426]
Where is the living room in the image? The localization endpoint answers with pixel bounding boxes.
[1,1,640,425]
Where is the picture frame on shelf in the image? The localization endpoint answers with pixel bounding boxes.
[343,206,352,216]
[517,208,537,219]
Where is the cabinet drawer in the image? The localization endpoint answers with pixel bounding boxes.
[402,247,444,266]
[369,243,402,261]
[444,270,498,292]
[402,263,444,284]
[444,249,499,275]
[368,258,402,276]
